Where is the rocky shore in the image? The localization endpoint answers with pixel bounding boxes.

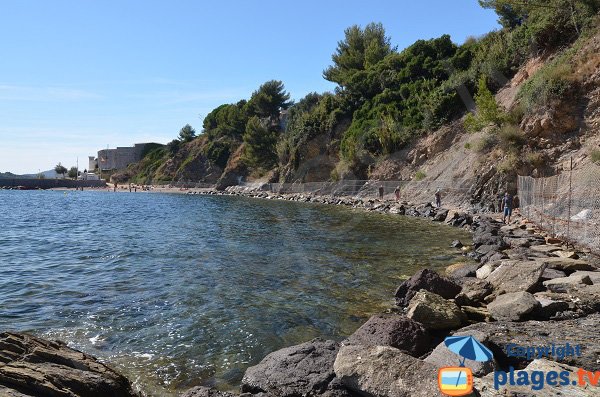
[2,187,599,396]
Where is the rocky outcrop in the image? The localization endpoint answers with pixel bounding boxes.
[0,332,139,397]
[241,338,340,397]
[343,314,430,357]
[406,290,465,330]
[394,268,461,306]
[485,259,546,294]
[333,345,443,397]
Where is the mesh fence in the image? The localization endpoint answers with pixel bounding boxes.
[518,163,600,254]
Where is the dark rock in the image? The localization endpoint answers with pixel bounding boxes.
[394,268,462,306]
[540,268,567,281]
[445,262,478,278]
[343,314,430,357]
[531,296,570,320]
[241,338,339,396]
[0,332,139,397]
[479,250,509,265]
[456,315,600,371]
[487,291,540,321]
[334,345,443,397]
[455,278,493,306]
[433,209,448,222]
[450,240,463,248]
[181,386,237,397]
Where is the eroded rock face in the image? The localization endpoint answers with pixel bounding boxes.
[394,268,461,306]
[334,345,443,397]
[241,338,340,397]
[0,332,139,397]
[343,314,430,357]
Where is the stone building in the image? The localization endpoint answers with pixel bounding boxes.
[94,143,157,172]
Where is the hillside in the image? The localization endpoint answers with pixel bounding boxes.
[115,0,600,207]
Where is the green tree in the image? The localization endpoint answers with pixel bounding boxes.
[67,166,78,179]
[54,163,67,178]
[243,116,277,169]
[464,76,504,132]
[167,139,181,156]
[248,80,292,121]
[178,124,196,142]
[323,22,394,88]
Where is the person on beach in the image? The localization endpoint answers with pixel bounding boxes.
[435,188,441,208]
[378,184,384,200]
[502,192,513,224]
[394,186,400,201]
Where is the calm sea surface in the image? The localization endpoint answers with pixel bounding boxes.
[0,190,472,395]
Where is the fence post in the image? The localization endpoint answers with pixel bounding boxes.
[567,157,573,245]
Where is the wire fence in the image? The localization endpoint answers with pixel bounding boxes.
[518,162,600,254]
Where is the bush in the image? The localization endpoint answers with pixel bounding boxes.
[497,124,526,153]
[464,142,472,150]
[497,153,520,174]
[464,77,505,132]
[414,170,427,181]
[519,58,573,109]
[473,134,498,153]
[526,152,545,168]
[591,149,600,164]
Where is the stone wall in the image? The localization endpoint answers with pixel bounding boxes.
[0,178,106,189]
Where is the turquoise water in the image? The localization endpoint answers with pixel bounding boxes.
[0,190,471,395]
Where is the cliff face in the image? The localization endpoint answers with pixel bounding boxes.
[121,25,600,202]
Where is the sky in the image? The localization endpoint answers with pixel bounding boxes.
[0,0,500,174]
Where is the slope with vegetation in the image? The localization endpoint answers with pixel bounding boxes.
[116,0,600,205]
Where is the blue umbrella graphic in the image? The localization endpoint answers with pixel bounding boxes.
[444,335,493,386]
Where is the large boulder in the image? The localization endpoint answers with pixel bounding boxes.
[333,345,443,397]
[543,273,593,292]
[487,291,540,321]
[343,314,430,357]
[406,290,465,330]
[241,338,340,396]
[455,314,600,370]
[394,268,461,306]
[445,262,478,278]
[0,332,139,397]
[486,260,546,294]
[535,257,594,273]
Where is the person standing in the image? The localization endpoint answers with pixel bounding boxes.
[502,192,513,224]
[435,188,442,208]
[378,184,384,200]
[394,186,400,201]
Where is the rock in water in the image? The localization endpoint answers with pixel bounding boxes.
[394,268,461,306]
[343,314,430,357]
[487,291,540,321]
[241,338,339,396]
[0,332,139,397]
[406,290,465,330]
[334,345,444,397]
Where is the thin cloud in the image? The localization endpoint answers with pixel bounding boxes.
[0,84,102,101]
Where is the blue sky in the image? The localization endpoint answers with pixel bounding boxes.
[0,1,499,174]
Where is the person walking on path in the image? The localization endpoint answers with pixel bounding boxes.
[394,186,400,202]
[435,188,442,208]
[378,184,384,200]
[502,192,513,224]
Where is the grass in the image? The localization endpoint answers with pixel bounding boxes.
[464,142,472,150]
[497,124,526,153]
[414,170,426,181]
[591,149,600,164]
[473,134,498,153]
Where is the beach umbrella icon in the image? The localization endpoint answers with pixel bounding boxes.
[445,335,493,366]
[443,335,493,390]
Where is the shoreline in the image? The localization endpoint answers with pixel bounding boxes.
[1,187,599,397]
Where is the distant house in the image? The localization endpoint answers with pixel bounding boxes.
[92,143,160,172]
[78,172,100,181]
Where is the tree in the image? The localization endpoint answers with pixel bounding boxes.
[248,80,292,121]
[464,76,504,132]
[54,163,67,178]
[323,22,394,88]
[178,124,196,142]
[68,166,78,179]
[243,116,277,169]
[167,139,181,156]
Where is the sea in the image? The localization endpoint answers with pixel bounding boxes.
[0,189,472,395]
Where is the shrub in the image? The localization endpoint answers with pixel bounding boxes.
[464,77,505,132]
[473,134,498,153]
[464,142,472,150]
[497,124,526,153]
[519,58,573,109]
[414,170,427,181]
[497,153,520,174]
[526,152,545,168]
[591,149,600,164]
